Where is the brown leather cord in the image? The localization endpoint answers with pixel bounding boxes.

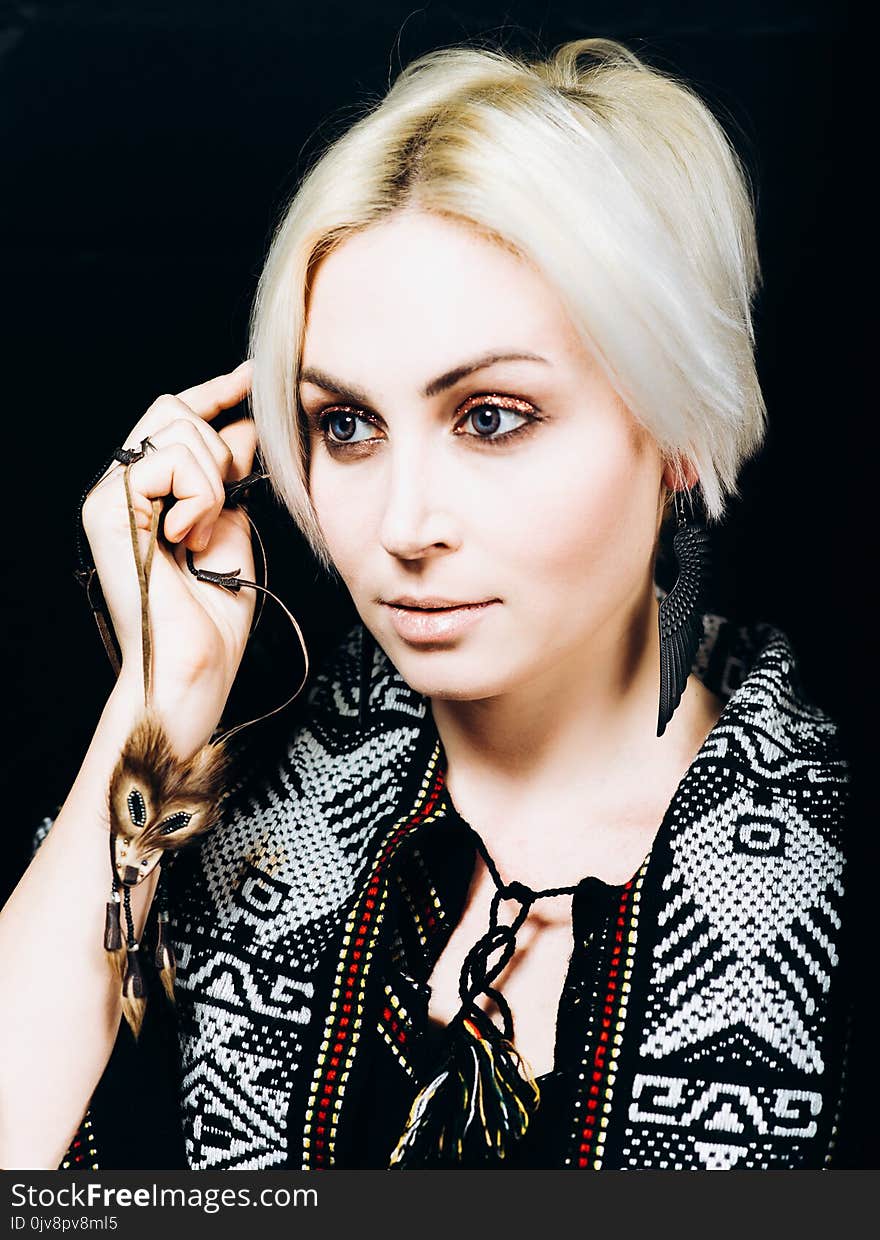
[86,449,309,747]
[121,445,161,708]
[75,462,272,677]
[133,464,307,746]
[182,507,311,747]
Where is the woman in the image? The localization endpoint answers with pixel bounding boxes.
[0,36,851,1170]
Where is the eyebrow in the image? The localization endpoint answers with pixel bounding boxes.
[298,350,550,404]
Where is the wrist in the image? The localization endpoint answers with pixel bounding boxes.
[109,665,225,761]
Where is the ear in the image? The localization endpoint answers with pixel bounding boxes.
[662,457,699,491]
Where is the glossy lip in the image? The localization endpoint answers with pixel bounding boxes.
[382,599,499,645]
[384,594,494,609]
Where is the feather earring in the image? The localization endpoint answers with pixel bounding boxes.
[90,441,310,1036]
[657,484,711,737]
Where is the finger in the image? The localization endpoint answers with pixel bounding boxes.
[172,418,257,551]
[147,417,256,541]
[218,416,258,483]
[95,364,251,491]
[147,422,230,545]
[97,396,237,491]
[155,419,229,498]
[121,442,218,546]
[174,359,253,421]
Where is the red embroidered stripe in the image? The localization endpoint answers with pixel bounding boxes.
[577,879,634,1169]
[302,747,446,1168]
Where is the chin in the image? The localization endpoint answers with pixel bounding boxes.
[386,645,511,702]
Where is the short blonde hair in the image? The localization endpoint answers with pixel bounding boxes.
[248,36,767,574]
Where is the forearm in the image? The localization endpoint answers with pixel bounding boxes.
[0,671,203,1169]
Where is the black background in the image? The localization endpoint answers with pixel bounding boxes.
[1,1,871,1168]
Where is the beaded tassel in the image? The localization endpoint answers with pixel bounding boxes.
[119,885,146,1039]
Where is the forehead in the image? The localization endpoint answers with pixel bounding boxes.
[301,210,582,373]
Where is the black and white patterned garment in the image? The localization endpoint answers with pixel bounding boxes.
[35,602,852,1170]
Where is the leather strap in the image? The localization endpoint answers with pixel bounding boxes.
[76,451,310,746]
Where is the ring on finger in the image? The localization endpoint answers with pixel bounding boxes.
[112,434,158,466]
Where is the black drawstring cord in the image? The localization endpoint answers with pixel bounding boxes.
[455,827,579,1041]
[389,812,578,1165]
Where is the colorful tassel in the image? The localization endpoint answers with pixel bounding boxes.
[387,829,580,1168]
[389,1006,541,1167]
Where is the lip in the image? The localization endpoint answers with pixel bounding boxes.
[382,600,499,645]
[385,595,490,609]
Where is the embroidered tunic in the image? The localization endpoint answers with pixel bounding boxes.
[42,606,852,1170]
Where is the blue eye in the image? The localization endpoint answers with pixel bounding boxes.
[315,395,540,450]
[459,402,532,440]
[319,407,376,444]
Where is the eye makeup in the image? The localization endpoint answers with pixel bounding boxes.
[304,392,544,455]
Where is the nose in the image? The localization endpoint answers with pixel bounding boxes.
[378,441,460,560]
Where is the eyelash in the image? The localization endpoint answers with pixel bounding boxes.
[309,394,542,452]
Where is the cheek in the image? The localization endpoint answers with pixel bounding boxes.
[489,419,657,588]
[308,458,364,571]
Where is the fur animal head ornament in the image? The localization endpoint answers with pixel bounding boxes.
[78,436,310,1037]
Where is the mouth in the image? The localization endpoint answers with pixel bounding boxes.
[381,599,499,644]
[383,596,497,610]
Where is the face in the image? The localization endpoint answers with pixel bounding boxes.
[300,208,666,701]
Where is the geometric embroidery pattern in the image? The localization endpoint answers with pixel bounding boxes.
[613,625,850,1169]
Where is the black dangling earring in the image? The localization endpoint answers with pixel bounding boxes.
[358,622,375,728]
[657,485,711,738]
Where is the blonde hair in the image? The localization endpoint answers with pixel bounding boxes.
[248,36,767,574]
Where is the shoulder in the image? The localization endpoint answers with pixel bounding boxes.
[692,611,850,820]
[667,610,851,943]
[641,617,852,1096]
